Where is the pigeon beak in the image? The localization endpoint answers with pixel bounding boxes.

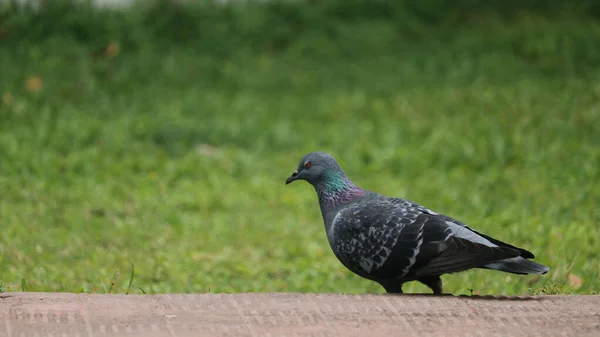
[285,170,299,185]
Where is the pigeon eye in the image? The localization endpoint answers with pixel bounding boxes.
[304,161,311,169]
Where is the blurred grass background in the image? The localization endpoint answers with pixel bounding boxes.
[0,0,598,295]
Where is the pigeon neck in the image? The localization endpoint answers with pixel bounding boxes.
[315,169,365,214]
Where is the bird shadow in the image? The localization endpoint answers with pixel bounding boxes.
[383,293,548,301]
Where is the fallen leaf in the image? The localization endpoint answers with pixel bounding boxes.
[104,41,120,58]
[567,273,583,290]
[25,76,43,93]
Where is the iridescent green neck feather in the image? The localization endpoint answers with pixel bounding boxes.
[323,169,350,193]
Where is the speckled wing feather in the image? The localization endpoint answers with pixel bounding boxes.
[407,214,521,277]
[396,198,536,259]
[329,200,421,278]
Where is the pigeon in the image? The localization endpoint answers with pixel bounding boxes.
[285,151,549,294]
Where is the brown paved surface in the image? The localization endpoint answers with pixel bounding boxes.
[1,292,599,337]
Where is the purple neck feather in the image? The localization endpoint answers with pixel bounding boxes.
[314,170,365,214]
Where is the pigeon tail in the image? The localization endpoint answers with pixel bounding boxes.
[483,257,549,275]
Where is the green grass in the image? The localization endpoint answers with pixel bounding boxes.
[0,1,599,295]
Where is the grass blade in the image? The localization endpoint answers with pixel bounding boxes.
[126,260,135,295]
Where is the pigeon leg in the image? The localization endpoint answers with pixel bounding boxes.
[418,276,443,294]
[377,279,404,294]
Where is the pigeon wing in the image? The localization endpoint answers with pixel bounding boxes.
[349,206,521,279]
[417,205,536,259]
[406,213,521,277]
[392,198,536,259]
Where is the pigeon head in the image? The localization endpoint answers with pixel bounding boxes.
[286,151,365,215]
[285,152,344,186]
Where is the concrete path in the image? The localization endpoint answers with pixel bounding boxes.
[1,292,599,337]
